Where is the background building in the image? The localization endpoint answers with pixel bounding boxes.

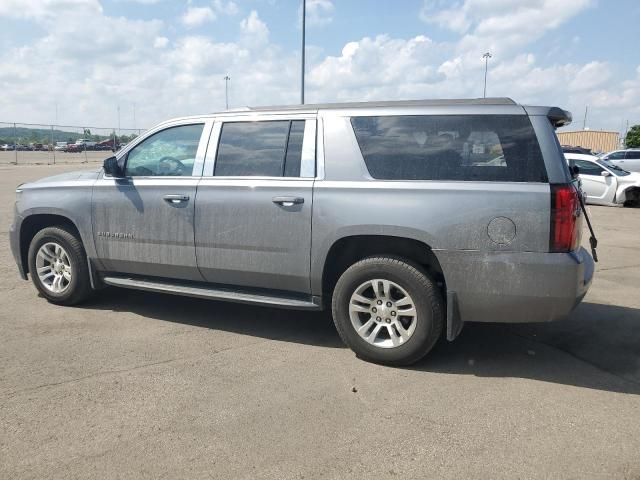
[557,130,620,154]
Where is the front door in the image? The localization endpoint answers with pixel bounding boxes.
[92,121,211,281]
[195,117,316,293]
[575,160,617,204]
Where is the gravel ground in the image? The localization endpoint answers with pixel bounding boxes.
[1,164,639,480]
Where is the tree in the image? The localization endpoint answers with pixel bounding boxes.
[626,125,640,148]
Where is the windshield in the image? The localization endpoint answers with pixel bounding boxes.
[597,159,630,176]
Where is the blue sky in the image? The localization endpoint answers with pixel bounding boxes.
[1,0,639,134]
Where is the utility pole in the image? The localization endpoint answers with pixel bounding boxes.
[301,0,306,104]
[583,106,588,130]
[482,52,492,98]
[224,75,230,110]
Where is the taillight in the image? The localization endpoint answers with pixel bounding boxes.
[550,184,580,252]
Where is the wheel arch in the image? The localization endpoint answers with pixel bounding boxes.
[19,213,82,276]
[319,234,446,302]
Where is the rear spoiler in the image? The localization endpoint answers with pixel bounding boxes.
[523,106,572,129]
[547,107,572,128]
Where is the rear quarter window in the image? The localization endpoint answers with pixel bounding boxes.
[351,115,547,182]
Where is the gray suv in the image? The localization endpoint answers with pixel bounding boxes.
[9,98,594,365]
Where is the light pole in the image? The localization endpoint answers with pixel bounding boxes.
[224,75,230,110]
[301,0,306,104]
[482,52,492,98]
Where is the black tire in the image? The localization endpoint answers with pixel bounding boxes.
[331,256,444,366]
[27,226,93,306]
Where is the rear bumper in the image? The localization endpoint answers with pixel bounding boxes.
[438,247,594,324]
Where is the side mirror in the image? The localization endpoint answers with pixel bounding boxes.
[103,156,122,177]
[601,170,612,177]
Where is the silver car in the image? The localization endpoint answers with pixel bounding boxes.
[9,98,594,365]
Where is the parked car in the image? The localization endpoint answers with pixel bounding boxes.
[9,98,594,366]
[566,153,640,206]
[66,143,83,153]
[1,144,15,151]
[74,139,97,150]
[562,145,592,155]
[599,149,640,172]
[54,142,68,152]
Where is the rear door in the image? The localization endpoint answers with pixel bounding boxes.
[622,151,640,172]
[92,120,212,280]
[195,115,316,293]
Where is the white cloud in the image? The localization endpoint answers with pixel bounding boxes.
[0,0,638,134]
[212,0,238,16]
[306,0,334,27]
[240,10,269,47]
[0,0,102,20]
[181,6,216,28]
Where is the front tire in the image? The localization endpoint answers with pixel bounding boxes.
[27,226,92,306]
[332,257,444,366]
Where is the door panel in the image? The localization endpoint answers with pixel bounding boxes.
[92,177,203,280]
[194,179,313,293]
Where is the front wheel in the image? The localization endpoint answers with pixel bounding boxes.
[27,226,93,306]
[331,257,444,366]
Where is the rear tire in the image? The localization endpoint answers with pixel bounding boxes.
[27,226,93,306]
[331,256,444,366]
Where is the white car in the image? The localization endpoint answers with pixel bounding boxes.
[599,149,640,172]
[566,153,640,206]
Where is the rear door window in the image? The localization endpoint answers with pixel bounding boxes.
[351,115,547,182]
[215,120,307,177]
[625,151,640,159]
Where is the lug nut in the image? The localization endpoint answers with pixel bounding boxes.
[376,316,382,321]
[386,302,392,307]
[372,307,377,313]
[391,311,396,317]
[377,300,383,305]
[385,318,391,323]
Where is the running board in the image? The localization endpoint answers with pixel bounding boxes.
[101,275,322,310]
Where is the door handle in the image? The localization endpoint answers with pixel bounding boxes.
[163,194,190,204]
[272,196,304,206]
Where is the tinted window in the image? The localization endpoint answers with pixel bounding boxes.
[125,124,204,177]
[626,151,640,159]
[215,120,306,177]
[574,160,603,176]
[351,115,547,182]
[607,151,625,160]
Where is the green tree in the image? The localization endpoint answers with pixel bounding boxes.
[625,125,640,148]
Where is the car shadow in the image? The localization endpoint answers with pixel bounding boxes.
[82,290,640,395]
[414,302,640,395]
[84,287,343,349]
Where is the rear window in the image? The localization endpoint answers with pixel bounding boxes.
[351,115,547,182]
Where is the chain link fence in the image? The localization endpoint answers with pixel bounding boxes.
[0,122,146,165]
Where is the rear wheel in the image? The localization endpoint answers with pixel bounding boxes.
[27,226,92,306]
[331,256,444,366]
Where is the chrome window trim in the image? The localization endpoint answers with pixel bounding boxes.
[300,120,316,178]
[315,116,325,180]
[202,114,318,179]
